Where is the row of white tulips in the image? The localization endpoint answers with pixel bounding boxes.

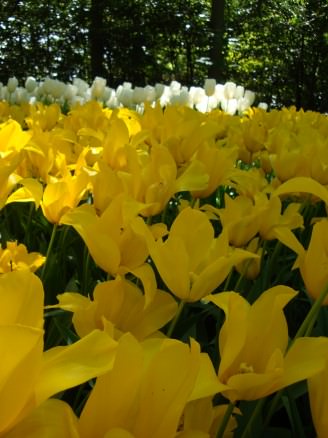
[2,76,268,114]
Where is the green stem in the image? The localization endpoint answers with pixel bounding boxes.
[166,300,185,338]
[24,203,35,247]
[215,401,236,438]
[240,398,265,438]
[294,282,328,340]
[265,240,282,288]
[81,245,91,296]
[223,269,233,291]
[40,223,58,282]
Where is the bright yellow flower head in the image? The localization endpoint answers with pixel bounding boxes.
[25,103,62,131]
[192,143,238,199]
[41,171,89,224]
[0,270,118,436]
[78,333,222,438]
[0,119,31,157]
[54,275,178,340]
[118,144,208,217]
[134,207,258,302]
[0,241,45,273]
[207,286,328,402]
[61,194,149,277]
[0,153,22,210]
[207,194,262,247]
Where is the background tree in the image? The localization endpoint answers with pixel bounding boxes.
[0,0,327,111]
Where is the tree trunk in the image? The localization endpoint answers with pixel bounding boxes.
[89,0,107,79]
[208,0,225,82]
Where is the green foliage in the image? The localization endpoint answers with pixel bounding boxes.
[0,0,327,110]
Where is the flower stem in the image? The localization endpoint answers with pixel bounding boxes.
[240,398,265,438]
[294,282,328,339]
[40,223,58,282]
[215,401,235,438]
[166,300,185,338]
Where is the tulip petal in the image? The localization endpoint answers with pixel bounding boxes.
[308,360,328,438]
[133,339,201,438]
[35,330,117,404]
[5,399,79,438]
[0,271,44,328]
[0,326,43,434]
[207,292,249,379]
[274,176,328,205]
[79,333,143,438]
[281,337,328,389]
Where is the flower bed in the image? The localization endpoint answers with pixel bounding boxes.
[0,99,327,437]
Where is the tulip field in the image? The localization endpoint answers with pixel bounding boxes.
[1,87,328,437]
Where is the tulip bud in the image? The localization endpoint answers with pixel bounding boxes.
[204,78,216,97]
[7,77,18,93]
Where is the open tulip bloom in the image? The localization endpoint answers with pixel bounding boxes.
[2,99,328,437]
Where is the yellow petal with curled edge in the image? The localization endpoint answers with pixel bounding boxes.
[281,337,328,389]
[206,292,249,380]
[274,176,328,205]
[6,178,43,208]
[34,329,118,405]
[61,205,121,275]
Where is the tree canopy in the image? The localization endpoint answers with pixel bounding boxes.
[0,0,327,111]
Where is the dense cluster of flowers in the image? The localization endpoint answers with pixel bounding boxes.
[0,96,328,437]
[1,76,268,115]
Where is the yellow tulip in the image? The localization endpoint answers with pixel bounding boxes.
[0,241,45,273]
[0,153,22,210]
[54,275,178,340]
[179,398,238,437]
[5,177,43,208]
[41,171,89,224]
[204,195,262,247]
[0,119,31,157]
[191,143,238,199]
[79,333,222,438]
[257,194,303,241]
[133,207,258,302]
[60,194,149,278]
[206,286,328,402]
[0,270,118,436]
[117,144,208,217]
[274,219,328,305]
